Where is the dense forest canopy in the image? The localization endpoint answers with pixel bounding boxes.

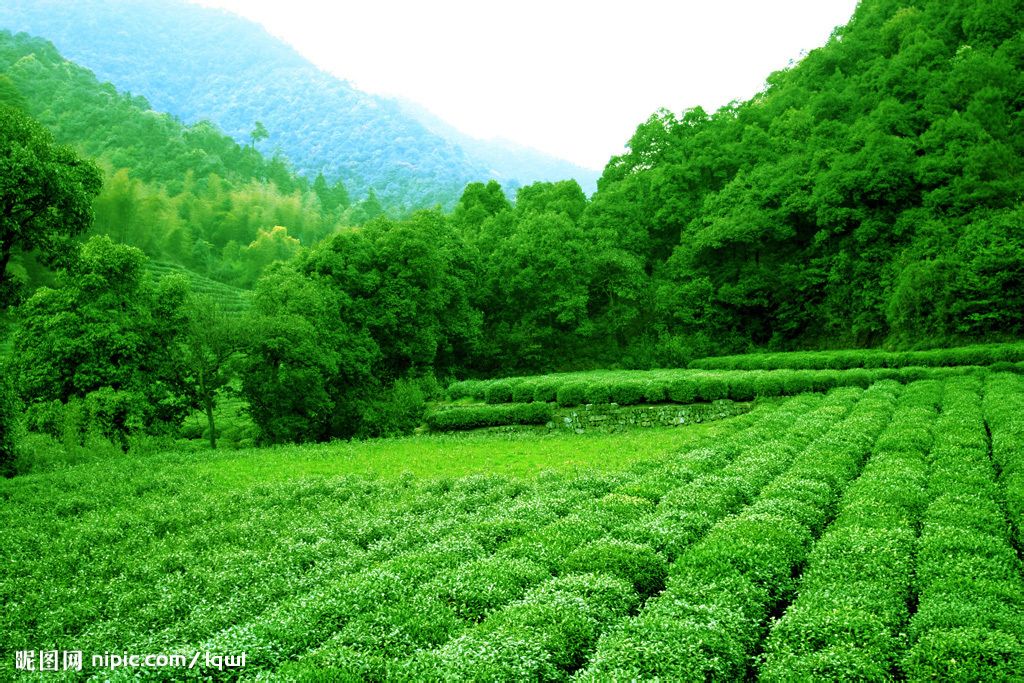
[0,29,365,291]
[1,0,1022,454]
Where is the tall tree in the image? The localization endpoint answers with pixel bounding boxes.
[174,289,242,449]
[13,236,189,443]
[249,120,268,149]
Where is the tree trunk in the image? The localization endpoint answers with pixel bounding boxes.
[200,366,217,449]
[0,242,12,287]
[205,397,217,450]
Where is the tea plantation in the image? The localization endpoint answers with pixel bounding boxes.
[3,367,1024,680]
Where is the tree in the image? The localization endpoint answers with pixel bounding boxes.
[240,264,377,443]
[13,236,189,445]
[0,360,19,477]
[0,105,102,307]
[452,180,510,234]
[249,120,269,149]
[313,172,350,218]
[350,189,384,224]
[175,290,242,449]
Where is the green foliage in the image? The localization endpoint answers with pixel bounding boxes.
[450,364,991,409]
[555,381,588,407]
[984,373,1024,552]
[13,236,191,441]
[6,380,1023,678]
[239,265,377,443]
[360,378,427,438]
[173,288,244,448]
[692,342,1024,371]
[429,555,550,622]
[0,360,19,476]
[425,403,552,432]
[0,3,498,212]
[0,30,346,291]
[0,103,101,305]
[484,379,515,405]
[81,387,148,452]
[559,539,667,597]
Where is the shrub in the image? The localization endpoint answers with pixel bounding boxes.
[698,375,729,401]
[781,371,815,395]
[395,628,558,681]
[753,372,784,397]
[583,381,612,405]
[0,365,20,477]
[808,370,839,392]
[502,515,608,570]
[360,378,426,437]
[556,381,588,407]
[429,555,551,621]
[447,379,483,401]
[560,539,667,597]
[607,378,647,406]
[528,573,640,621]
[728,375,757,401]
[580,569,766,681]
[484,379,515,404]
[511,380,535,403]
[84,387,149,452]
[666,376,698,403]
[902,628,1024,681]
[531,377,561,403]
[481,592,602,672]
[642,379,668,403]
[425,403,552,431]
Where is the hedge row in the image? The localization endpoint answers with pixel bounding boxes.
[580,382,900,680]
[759,380,941,679]
[13,474,553,666]
[901,377,1024,680]
[284,396,800,680]
[203,474,620,675]
[689,342,1024,371]
[448,365,985,407]
[983,373,1024,553]
[425,403,553,431]
[387,391,857,680]
[610,390,859,562]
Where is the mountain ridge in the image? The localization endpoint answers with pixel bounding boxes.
[0,0,597,208]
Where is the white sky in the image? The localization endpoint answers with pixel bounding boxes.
[191,0,860,170]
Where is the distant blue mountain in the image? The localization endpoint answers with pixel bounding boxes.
[0,0,599,208]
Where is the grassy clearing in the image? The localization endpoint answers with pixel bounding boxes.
[19,415,748,490]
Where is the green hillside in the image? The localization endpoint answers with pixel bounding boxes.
[145,261,251,315]
[0,0,597,209]
[3,0,1024,673]
[0,29,358,290]
[581,0,1024,353]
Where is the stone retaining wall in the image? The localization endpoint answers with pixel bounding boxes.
[554,399,750,433]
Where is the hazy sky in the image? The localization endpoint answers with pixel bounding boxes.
[192,0,859,170]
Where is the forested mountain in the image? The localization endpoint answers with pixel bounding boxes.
[0,0,598,210]
[3,0,1023,454]
[586,0,1024,353]
[0,29,357,290]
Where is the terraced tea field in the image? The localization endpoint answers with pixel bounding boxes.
[145,261,252,315]
[3,372,1024,680]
